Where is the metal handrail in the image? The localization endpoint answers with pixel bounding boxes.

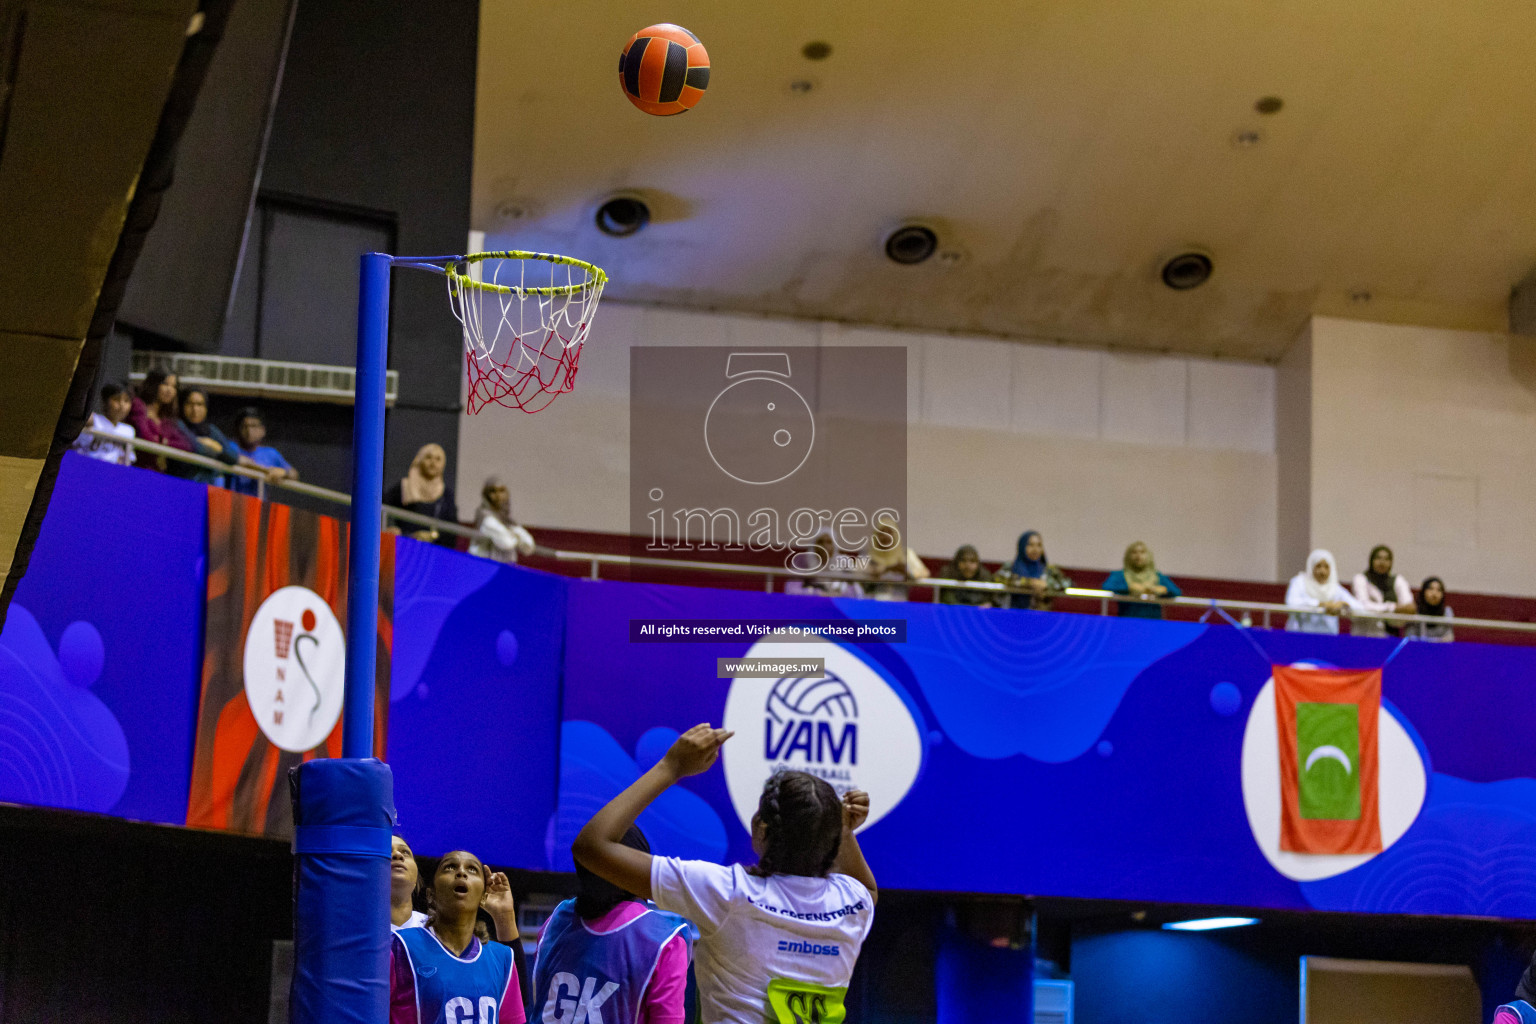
[85,429,481,540]
[543,548,1529,633]
[85,428,1536,636]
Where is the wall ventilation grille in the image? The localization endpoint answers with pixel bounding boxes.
[130,350,398,406]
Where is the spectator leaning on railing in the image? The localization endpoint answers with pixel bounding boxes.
[784,534,865,599]
[177,389,243,487]
[228,408,298,496]
[936,544,998,608]
[864,511,930,601]
[1350,544,1416,638]
[1002,530,1072,611]
[384,443,457,547]
[72,382,136,466]
[1285,549,1361,634]
[468,476,535,564]
[1406,576,1455,642]
[128,368,194,471]
[1102,541,1181,619]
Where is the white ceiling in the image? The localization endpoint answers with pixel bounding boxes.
[473,0,1536,361]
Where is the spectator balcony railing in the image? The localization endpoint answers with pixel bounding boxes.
[88,428,1536,639]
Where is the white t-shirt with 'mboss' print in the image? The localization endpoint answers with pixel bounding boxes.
[650,857,873,1024]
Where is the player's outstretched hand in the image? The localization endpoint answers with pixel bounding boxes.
[842,789,870,832]
[663,723,734,777]
[483,871,516,920]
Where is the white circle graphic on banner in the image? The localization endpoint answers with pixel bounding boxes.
[721,637,923,833]
[1239,673,1426,881]
[243,585,346,753]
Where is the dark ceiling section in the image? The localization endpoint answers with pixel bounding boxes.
[0,0,230,624]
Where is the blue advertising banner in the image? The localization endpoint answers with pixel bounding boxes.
[387,542,564,866]
[1,454,206,824]
[0,457,561,868]
[10,456,1536,918]
[556,580,1536,918]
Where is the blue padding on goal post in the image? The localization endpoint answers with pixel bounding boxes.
[1495,1002,1536,1024]
[289,757,396,1024]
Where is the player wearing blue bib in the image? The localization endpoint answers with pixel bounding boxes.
[390,850,525,1024]
[534,826,694,1024]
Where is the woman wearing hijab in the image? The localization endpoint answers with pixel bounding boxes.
[784,534,865,599]
[936,544,998,607]
[1001,530,1071,611]
[384,443,458,547]
[1102,541,1182,619]
[1284,549,1362,634]
[176,388,245,486]
[1405,576,1455,642]
[863,511,930,601]
[1350,544,1417,638]
[468,476,535,564]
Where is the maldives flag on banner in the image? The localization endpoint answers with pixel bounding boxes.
[1274,665,1382,855]
[186,489,393,839]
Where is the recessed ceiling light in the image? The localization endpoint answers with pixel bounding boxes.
[1231,129,1262,148]
[1255,95,1284,115]
[886,225,939,265]
[1161,251,1213,290]
[595,196,650,237]
[802,41,833,60]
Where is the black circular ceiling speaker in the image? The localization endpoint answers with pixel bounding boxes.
[885,225,939,265]
[1161,251,1213,290]
[595,196,651,237]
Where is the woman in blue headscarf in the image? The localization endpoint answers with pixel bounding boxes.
[1002,530,1071,610]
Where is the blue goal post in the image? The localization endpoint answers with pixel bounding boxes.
[288,249,605,1024]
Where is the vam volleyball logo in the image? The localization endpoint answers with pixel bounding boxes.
[721,636,923,832]
[243,585,346,753]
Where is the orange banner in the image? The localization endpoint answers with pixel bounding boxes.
[186,489,393,837]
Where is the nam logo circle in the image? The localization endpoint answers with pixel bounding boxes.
[243,585,346,753]
[721,637,923,833]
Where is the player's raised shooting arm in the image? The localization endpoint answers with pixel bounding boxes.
[572,723,733,897]
[833,789,878,904]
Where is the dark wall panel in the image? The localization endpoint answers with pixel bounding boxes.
[256,202,393,365]
[0,808,292,1024]
[256,0,478,493]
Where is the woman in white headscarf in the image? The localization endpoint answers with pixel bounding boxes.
[468,476,535,564]
[1284,549,1362,634]
[863,512,930,601]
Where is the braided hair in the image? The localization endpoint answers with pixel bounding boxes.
[746,770,843,878]
[575,825,651,920]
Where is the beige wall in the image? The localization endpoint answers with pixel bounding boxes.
[1307,316,1536,596]
[457,303,1279,580]
[1275,323,1313,578]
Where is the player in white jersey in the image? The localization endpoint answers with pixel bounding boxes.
[573,724,877,1024]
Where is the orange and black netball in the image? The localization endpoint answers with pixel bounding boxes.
[619,24,710,115]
